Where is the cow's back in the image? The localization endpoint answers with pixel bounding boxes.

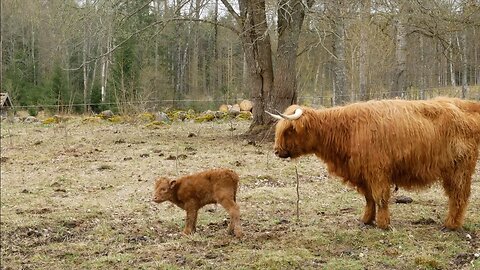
[342,98,479,189]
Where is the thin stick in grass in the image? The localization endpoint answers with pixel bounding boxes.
[295,165,300,222]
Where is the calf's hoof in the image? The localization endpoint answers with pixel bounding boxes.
[182,229,194,235]
[234,230,244,238]
[228,227,243,238]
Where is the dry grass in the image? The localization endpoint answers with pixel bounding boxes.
[1,117,479,269]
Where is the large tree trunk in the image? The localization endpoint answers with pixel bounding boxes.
[237,0,274,137]
[272,0,309,111]
[226,0,312,139]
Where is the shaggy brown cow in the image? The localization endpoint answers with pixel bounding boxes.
[267,97,480,230]
[153,168,243,237]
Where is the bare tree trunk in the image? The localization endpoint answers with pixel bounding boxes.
[390,16,407,98]
[190,0,201,95]
[65,48,74,113]
[437,43,441,87]
[331,1,349,105]
[31,25,36,85]
[461,31,468,98]
[475,27,478,85]
[83,30,89,113]
[419,35,425,99]
[242,52,248,95]
[101,52,107,102]
[448,36,456,87]
[83,1,90,113]
[0,0,3,88]
[358,0,370,101]
[90,59,98,97]
[213,0,219,97]
[314,65,320,97]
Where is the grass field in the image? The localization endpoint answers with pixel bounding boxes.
[1,116,479,269]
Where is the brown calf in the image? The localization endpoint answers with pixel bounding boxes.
[153,168,243,237]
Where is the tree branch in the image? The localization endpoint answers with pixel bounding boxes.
[219,0,242,26]
[64,12,239,71]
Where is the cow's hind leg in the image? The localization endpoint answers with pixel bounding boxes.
[357,185,376,225]
[442,161,474,230]
[218,197,243,238]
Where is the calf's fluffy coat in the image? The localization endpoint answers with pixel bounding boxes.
[153,168,243,237]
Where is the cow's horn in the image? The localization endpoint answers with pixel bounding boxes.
[280,108,303,120]
[265,111,284,120]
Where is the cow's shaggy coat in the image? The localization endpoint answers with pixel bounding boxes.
[153,168,243,237]
[271,97,480,230]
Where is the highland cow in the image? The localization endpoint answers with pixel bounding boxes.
[153,168,243,237]
[267,97,480,230]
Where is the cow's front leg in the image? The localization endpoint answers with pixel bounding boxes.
[183,205,198,235]
[370,175,391,230]
[357,185,376,225]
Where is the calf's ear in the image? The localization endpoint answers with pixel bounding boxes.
[169,180,177,189]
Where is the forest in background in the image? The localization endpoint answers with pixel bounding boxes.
[1,0,479,115]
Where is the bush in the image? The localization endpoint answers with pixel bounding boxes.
[28,107,38,116]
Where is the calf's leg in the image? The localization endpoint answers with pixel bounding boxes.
[218,198,243,238]
[183,206,199,235]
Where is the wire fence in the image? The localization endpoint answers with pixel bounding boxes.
[300,87,480,108]
[5,87,480,115]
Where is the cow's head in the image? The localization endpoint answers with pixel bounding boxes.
[153,177,177,203]
[266,105,316,159]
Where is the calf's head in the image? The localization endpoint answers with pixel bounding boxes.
[266,105,315,159]
[153,177,177,203]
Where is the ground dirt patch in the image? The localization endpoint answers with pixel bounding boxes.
[1,118,479,269]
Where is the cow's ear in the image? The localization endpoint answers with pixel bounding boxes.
[169,180,177,189]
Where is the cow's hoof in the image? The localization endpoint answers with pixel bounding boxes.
[377,224,393,231]
[441,226,462,232]
[359,222,375,229]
